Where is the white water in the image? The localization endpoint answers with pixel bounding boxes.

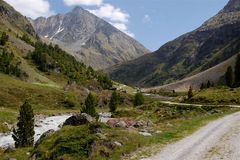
[0,114,72,148]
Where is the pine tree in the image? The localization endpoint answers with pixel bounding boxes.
[82,93,96,117]
[0,32,9,46]
[109,91,118,112]
[188,86,193,99]
[12,101,35,148]
[134,92,144,106]
[235,54,240,87]
[207,81,211,88]
[225,66,234,87]
[200,83,205,90]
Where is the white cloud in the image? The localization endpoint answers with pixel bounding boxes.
[88,3,134,37]
[4,0,53,19]
[111,23,135,38]
[63,0,102,6]
[143,14,151,23]
[88,3,129,23]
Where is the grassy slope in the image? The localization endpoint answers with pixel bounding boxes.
[188,87,240,104]
[0,73,79,132]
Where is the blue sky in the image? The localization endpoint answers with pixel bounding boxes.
[5,0,229,51]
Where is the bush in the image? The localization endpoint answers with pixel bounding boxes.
[134,92,144,106]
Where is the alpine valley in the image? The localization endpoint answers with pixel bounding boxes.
[1,0,240,160]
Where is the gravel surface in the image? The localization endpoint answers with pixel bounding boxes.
[142,112,240,160]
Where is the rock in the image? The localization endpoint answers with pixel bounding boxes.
[155,130,162,134]
[134,120,146,128]
[147,120,154,127]
[139,132,152,136]
[3,122,12,130]
[106,118,137,128]
[3,157,16,160]
[114,141,122,146]
[116,121,127,128]
[4,146,15,153]
[34,124,42,127]
[96,133,107,140]
[63,113,95,126]
[34,129,55,147]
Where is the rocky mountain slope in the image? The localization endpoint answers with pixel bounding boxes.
[31,7,149,70]
[108,0,240,87]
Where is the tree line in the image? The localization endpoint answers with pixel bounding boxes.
[225,54,240,88]
[29,41,112,89]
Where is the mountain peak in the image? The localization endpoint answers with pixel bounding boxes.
[72,6,85,13]
[222,0,240,12]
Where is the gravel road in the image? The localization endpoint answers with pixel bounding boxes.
[142,111,240,160]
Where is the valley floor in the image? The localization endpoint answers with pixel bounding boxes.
[142,111,240,160]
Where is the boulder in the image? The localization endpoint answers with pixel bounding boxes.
[116,121,127,128]
[139,132,152,136]
[4,146,15,153]
[34,129,55,147]
[63,113,95,126]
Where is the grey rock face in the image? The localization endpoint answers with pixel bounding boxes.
[31,7,149,69]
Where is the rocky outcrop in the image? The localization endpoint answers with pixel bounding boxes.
[31,7,149,69]
[34,129,55,148]
[63,113,95,126]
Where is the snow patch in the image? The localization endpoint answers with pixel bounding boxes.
[50,20,64,40]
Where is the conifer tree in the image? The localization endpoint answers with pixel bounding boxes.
[0,32,9,46]
[109,91,118,112]
[82,93,96,117]
[200,83,205,90]
[207,81,211,88]
[188,86,193,99]
[225,66,234,87]
[235,54,240,87]
[12,101,35,148]
[134,92,144,106]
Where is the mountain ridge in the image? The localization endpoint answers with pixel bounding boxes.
[108,0,240,88]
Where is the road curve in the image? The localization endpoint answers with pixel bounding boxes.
[142,111,240,160]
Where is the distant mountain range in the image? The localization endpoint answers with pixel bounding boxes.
[108,0,240,89]
[30,7,149,70]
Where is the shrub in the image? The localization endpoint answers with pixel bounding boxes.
[134,92,144,106]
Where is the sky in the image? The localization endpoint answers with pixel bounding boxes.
[4,0,229,51]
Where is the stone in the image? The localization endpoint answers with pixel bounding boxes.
[63,113,95,126]
[114,141,122,146]
[116,121,127,128]
[4,146,15,153]
[34,129,55,147]
[139,132,152,136]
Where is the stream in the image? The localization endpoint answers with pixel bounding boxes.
[0,114,72,148]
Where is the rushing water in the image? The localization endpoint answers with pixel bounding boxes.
[0,114,72,148]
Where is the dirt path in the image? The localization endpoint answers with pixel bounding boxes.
[142,111,240,160]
